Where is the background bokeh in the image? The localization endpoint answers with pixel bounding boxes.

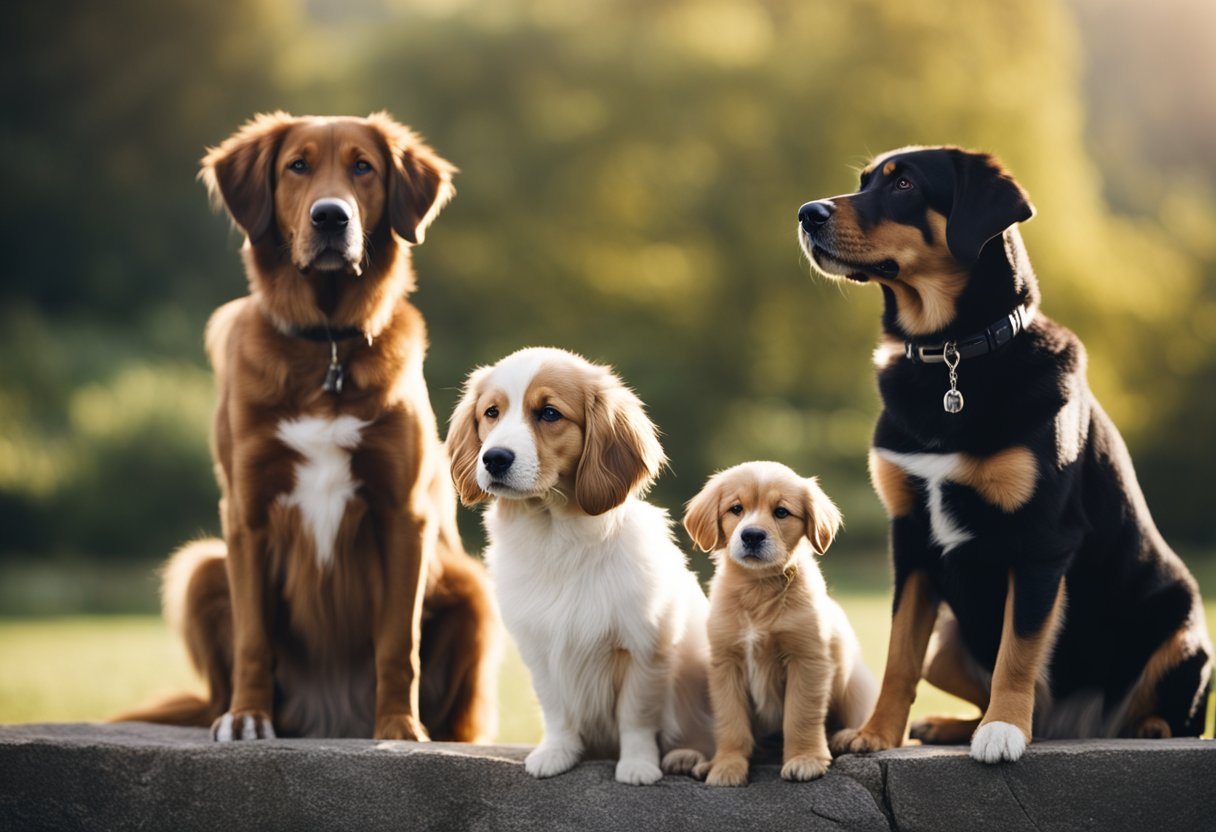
[4,0,1215,594]
[2,0,1214,739]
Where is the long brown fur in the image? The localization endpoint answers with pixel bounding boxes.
[114,113,498,742]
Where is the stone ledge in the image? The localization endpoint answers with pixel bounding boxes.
[0,724,1211,832]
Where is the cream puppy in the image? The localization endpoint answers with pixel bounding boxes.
[447,347,714,785]
[684,461,876,786]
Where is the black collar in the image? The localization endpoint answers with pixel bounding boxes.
[904,305,1034,364]
[284,324,369,344]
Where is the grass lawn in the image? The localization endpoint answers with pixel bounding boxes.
[4,593,1212,742]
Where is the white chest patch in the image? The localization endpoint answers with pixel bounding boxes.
[876,449,973,553]
[277,415,369,568]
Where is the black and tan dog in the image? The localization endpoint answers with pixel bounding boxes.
[797,146,1211,763]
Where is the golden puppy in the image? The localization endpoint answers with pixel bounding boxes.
[684,462,876,785]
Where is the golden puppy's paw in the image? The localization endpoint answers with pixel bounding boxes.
[829,727,897,756]
[781,754,831,782]
[211,710,275,742]
[374,713,430,742]
[702,755,749,787]
[660,747,706,776]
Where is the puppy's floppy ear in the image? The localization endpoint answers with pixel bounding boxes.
[574,373,666,516]
[803,477,843,555]
[368,111,457,245]
[946,149,1035,264]
[446,368,492,507]
[683,479,723,553]
[200,111,296,242]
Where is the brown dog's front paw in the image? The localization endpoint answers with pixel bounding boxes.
[830,727,897,756]
[375,713,430,742]
[212,710,275,742]
[702,755,749,787]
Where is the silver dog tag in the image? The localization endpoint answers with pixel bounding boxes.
[943,389,964,413]
[322,340,344,395]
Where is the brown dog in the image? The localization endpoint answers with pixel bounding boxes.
[684,462,875,785]
[116,112,498,742]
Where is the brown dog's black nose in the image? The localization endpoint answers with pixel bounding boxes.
[482,447,515,478]
[740,528,767,549]
[798,200,834,232]
[310,198,352,233]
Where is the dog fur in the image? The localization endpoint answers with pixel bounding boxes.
[114,112,499,742]
[684,461,876,785]
[447,347,714,784]
[798,145,1211,763]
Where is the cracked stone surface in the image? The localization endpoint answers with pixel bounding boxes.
[832,740,1214,832]
[1,724,1212,831]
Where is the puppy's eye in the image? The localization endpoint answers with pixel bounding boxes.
[353,159,373,175]
[538,406,562,423]
[773,507,792,519]
[895,177,913,191]
[728,504,743,516]
[288,159,309,174]
[484,406,499,419]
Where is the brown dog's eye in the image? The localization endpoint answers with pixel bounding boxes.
[895,177,913,191]
[353,160,373,175]
[728,504,743,516]
[484,406,499,419]
[537,406,562,423]
[773,507,791,519]
[288,159,309,174]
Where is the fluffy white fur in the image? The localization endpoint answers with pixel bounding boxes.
[970,721,1026,763]
[486,497,713,784]
[457,348,714,785]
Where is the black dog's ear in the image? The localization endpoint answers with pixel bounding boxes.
[200,112,296,242]
[946,150,1035,264]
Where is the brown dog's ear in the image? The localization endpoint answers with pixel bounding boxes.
[946,150,1035,264]
[368,111,457,245]
[199,112,296,242]
[803,477,843,555]
[683,479,723,553]
[574,374,666,516]
[446,368,492,507]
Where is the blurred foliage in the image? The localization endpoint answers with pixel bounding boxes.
[1,0,1213,565]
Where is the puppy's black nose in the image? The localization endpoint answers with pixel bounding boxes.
[798,200,834,232]
[740,528,767,549]
[482,447,515,478]
[310,198,352,233]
